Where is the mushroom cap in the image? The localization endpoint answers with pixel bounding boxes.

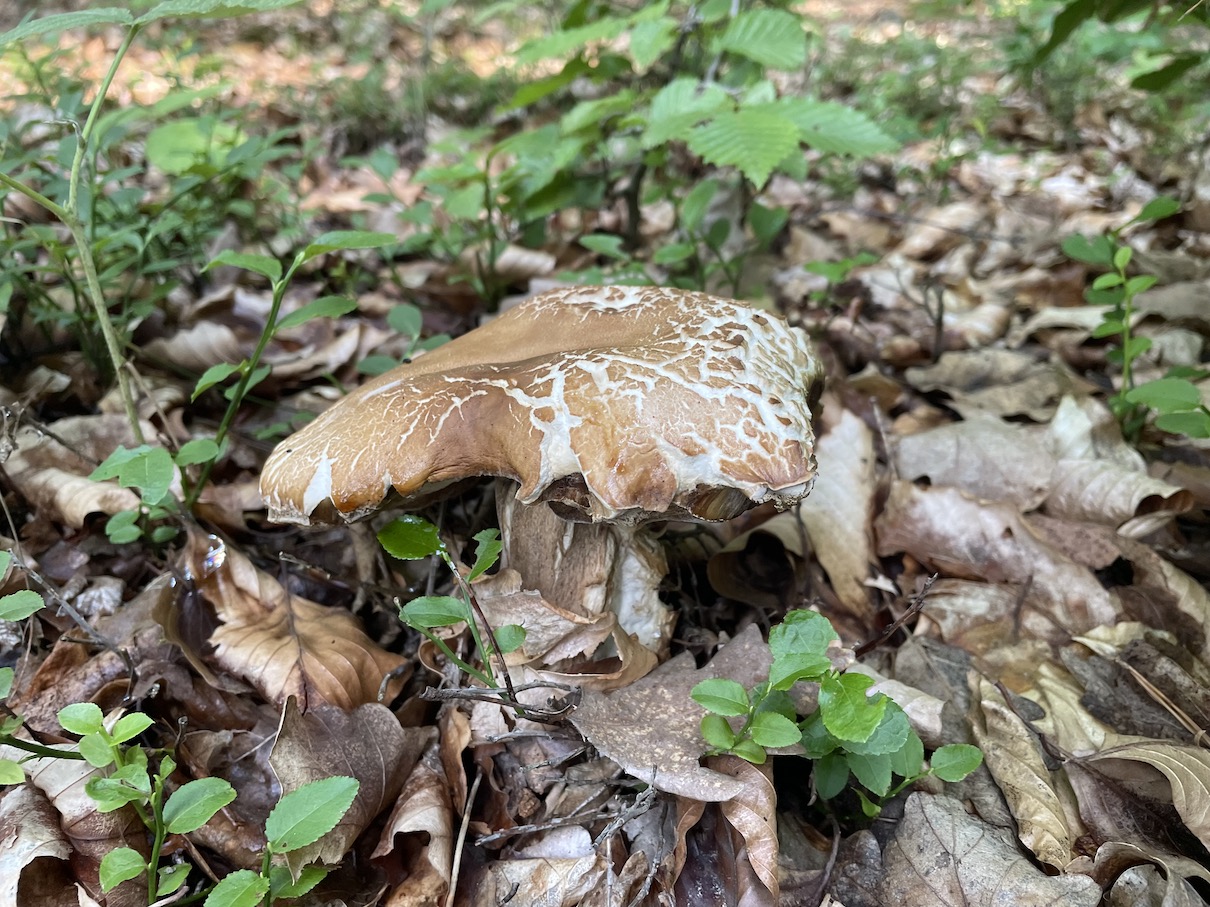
[260,286,823,526]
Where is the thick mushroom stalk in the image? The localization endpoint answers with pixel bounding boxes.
[260,286,823,649]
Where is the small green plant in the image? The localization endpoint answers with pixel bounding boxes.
[355,300,451,377]
[377,514,523,689]
[803,252,880,306]
[1063,196,1209,441]
[693,610,982,816]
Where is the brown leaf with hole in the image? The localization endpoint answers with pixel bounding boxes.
[187,530,406,709]
[0,784,72,907]
[375,739,453,905]
[569,625,770,801]
[269,698,427,875]
[879,793,1101,906]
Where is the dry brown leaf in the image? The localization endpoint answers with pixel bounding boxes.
[188,530,407,709]
[1082,841,1210,904]
[876,481,1118,635]
[904,349,1088,420]
[971,680,1077,869]
[375,740,453,905]
[0,784,72,907]
[1091,738,1210,852]
[270,698,427,875]
[569,625,772,801]
[713,755,779,903]
[142,321,242,374]
[879,793,1101,906]
[895,200,985,260]
[797,403,876,618]
[467,852,609,907]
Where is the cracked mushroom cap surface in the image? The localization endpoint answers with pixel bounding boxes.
[260,285,823,526]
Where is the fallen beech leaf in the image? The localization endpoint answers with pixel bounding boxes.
[972,680,1076,869]
[142,321,241,374]
[879,793,1101,905]
[904,349,1088,420]
[0,784,72,907]
[1091,739,1210,852]
[467,852,608,907]
[188,530,406,709]
[374,740,453,905]
[270,698,426,874]
[713,755,779,902]
[569,626,771,801]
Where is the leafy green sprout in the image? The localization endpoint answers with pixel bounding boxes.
[692,610,982,816]
[377,514,525,690]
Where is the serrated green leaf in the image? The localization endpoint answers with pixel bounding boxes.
[270,864,328,900]
[515,16,629,64]
[164,777,237,833]
[813,751,849,798]
[580,234,628,260]
[799,711,840,758]
[1125,377,1202,412]
[193,362,242,400]
[265,776,359,852]
[731,738,768,764]
[890,730,926,779]
[0,590,44,621]
[680,179,719,234]
[847,751,893,796]
[301,230,396,262]
[818,674,887,742]
[138,0,303,24]
[772,98,898,157]
[157,863,191,897]
[100,847,146,892]
[204,869,270,907]
[768,651,832,690]
[79,732,116,768]
[110,712,153,745]
[0,759,24,785]
[205,250,281,282]
[687,108,800,187]
[642,78,730,149]
[401,596,468,628]
[719,8,806,70]
[750,711,802,748]
[629,17,677,69]
[175,438,220,466]
[58,702,105,736]
[691,678,750,717]
[930,743,983,782]
[275,295,357,332]
[0,10,134,46]
[468,529,502,581]
[843,702,910,756]
[769,610,839,660]
[378,515,445,560]
[494,624,527,654]
[701,713,738,749]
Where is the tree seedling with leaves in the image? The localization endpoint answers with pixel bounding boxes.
[377,514,525,690]
[693,610,982,816]
[1063,196,1209,442]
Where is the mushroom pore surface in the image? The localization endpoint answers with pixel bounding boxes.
[260,285,823,526]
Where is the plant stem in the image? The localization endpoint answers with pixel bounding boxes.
[0,734,86,760]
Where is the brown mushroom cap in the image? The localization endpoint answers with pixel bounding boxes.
[260,286,823,526]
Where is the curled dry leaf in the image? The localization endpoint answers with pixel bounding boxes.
[468,852,609,907]
[0,784,72,907]
[374,740,453,905]
[569,625,771,801]
[879,793,1101,906]
[186,530,407,710]
[142,321,242,374]
[269,698,427,875]
[904,349,1089,420]
[713,755,780,904]
[895,200,986,260]
[971,680,1077,870]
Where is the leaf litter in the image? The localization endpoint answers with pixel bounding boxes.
[3,2,1210,906]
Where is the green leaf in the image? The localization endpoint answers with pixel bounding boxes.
[642,78,730,148]
[818,674,887,742]
[846,751,893,796]
[58,702,105,736]
[813,752,849,798]
[0,552,8,575]
[843,702,911,756]
[579,234,628,260]
[104,510,143,546]
[1124,275,1157,296]
[691,679,750,717]
[357,355,400,376]
[205,250,281,283]
[687,108,800,187]
[0,759,24,785]
[561,90,638,135]
[768,652,832,690]
[749,711,802,748]
[1132,55,1201,92]
[773,98,898,156]
[1113,245,1133,272]
[494,624,527,654]
[204,869,270,907]
[164,777,237,833]
[1092,272,1123,290]
[0,590,44,621]
[799,711,840,758]
[401,596,468,629]
[275,295,357,332]
[855,788,883,817]
[137,0,304,23]
[1091,319,1124,338]
[0,667,12,700]
[1061,233,1115,267]
[265,776,359,853]
[1133,195,1181,224]
[193,362,243,400]
[769,610,839,660]
[100,847,146,892]
[79,732,116,768]
[270,864,328,900]
[515,17,629,64]
[1155,410,1210,438]
[701,713,738,749]
[1125,377,1202,412]
[378,515,444,560]
[157,863,191,897]
[930,744,983,782]
[748,204,788,249]
[719,8,806,70]
[890,730,926,779]
[90,445,175,504]
[652,242,696,265]
[388,303,424,338]
[731,738,767,764]
[468,529,502,581]
[175,438,220,466]
[301,231,396,262]
[629,17,677,69]
[1121,336,1152,361]
[680,179,719,234]
[0,10,133,46]
[110,712,153,745]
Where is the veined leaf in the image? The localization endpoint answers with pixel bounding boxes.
[642,78,730,148]
[0,10,133,46]
[137,0,303,23]
[719,8,806,70]
[687,108,801,187]
[516,16,629,64]
[771,99,898,156]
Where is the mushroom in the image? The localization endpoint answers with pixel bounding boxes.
[260,285,823,651]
